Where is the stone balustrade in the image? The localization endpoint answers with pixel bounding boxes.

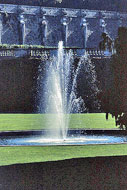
[0,48,112,59]
[0,4,127,19]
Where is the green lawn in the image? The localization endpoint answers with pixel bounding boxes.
[0,113,116,131]
[0,113,124,166]
[0,144,127,166]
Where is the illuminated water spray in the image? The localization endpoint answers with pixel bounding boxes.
[42,41,85,140]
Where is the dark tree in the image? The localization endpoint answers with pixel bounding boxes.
[99,33,113,52]
[98,27,127,129]
[77,56,100,113]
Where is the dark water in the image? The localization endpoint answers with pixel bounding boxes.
[0,134,127,146]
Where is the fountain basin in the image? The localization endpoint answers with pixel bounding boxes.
[0,130,127,146]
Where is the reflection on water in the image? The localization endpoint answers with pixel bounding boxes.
[0,134,127,146]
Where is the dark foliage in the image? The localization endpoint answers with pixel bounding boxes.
[77,56,100,113]
[0,57,41,113]
[98,27,127,129]
[99,33,113,52]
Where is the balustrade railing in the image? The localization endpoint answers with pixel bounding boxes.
[0,49,15,57]
[29,49,50,60]
[86,49,107,56]
[0,48,113,59]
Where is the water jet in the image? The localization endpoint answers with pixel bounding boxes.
[39,41,85,141]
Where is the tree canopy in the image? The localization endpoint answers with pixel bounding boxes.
[98,27,127,129]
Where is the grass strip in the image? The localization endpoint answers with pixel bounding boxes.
[0,144,127,166]
[0,113,116,131]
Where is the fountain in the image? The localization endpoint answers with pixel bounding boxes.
[0,41,126,146]
[42,41,85,140]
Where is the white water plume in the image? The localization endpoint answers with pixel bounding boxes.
[43,41,85,139]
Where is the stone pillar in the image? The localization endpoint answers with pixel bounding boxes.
[81,17,87,49]
[0,14,3,44]
[119,17,123,27]
[18,15,25,45]
[100,18,106,33]
[41,16,47,46]
[61,17,68,47]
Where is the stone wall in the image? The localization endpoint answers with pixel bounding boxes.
[0,4,126,48]
[1,0,127,12]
